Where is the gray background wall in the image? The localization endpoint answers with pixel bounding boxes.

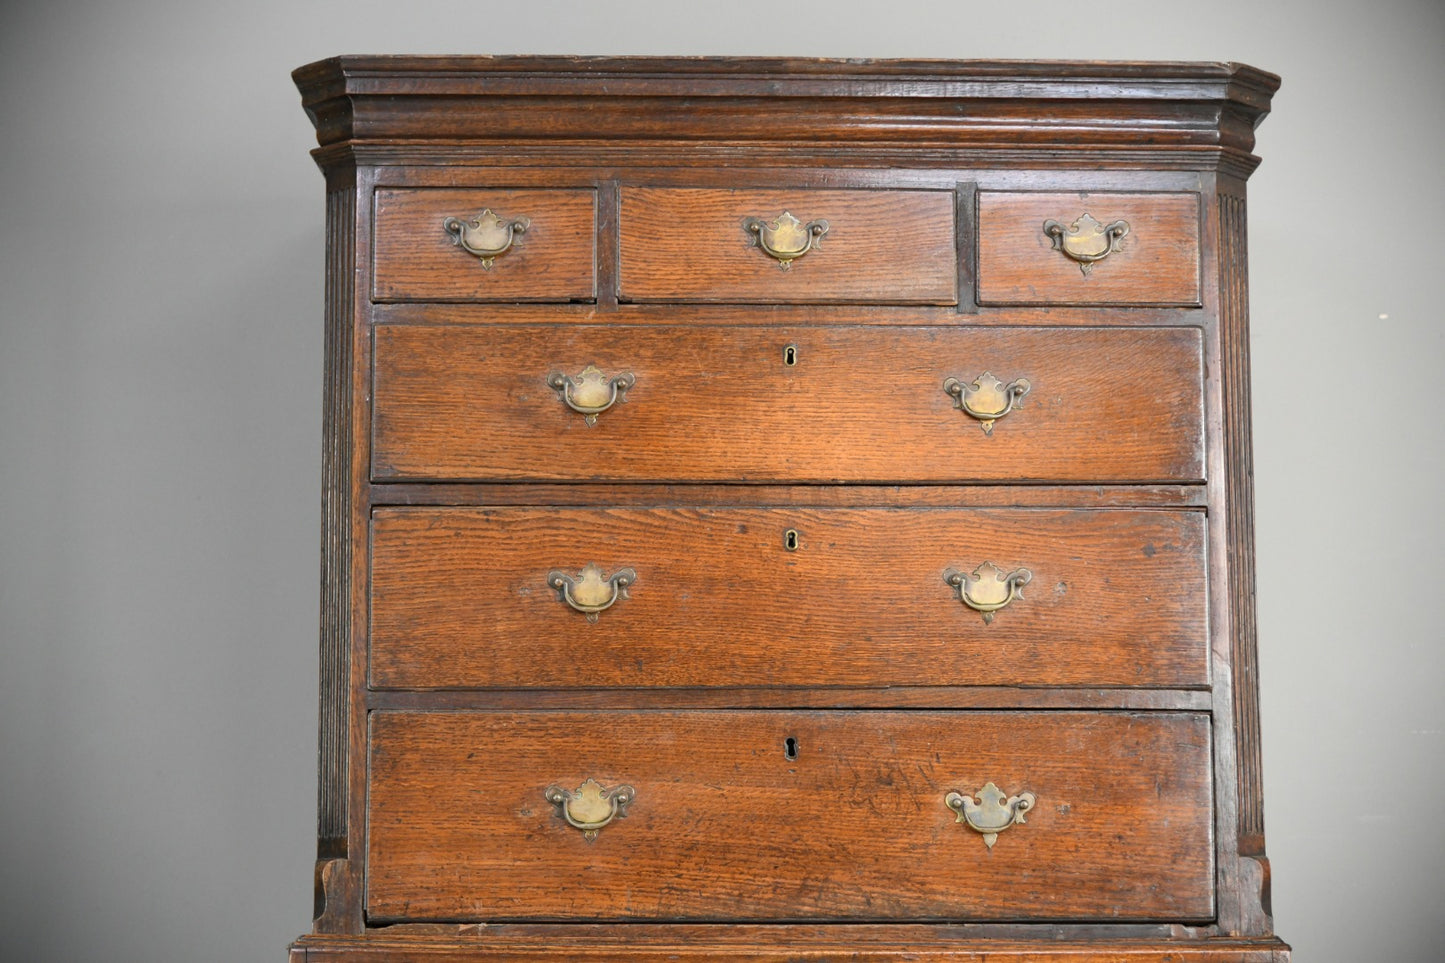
[1,1,1441,959]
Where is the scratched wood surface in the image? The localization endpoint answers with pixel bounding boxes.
[365,710,1214,921]
[977,192,1201,306]
[373,189,597,302]
[370,507,1208,690]
[618,188,957,303]
[371,324,1205,483]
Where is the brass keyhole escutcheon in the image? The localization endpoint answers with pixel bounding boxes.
[783,528,800,551]
[784,343,798,366]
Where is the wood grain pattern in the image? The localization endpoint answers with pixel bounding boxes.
[371,325,1205,483]
[373,189,596,302]
[370,507,1207,689]
[977,192,1200,305]
[365,710,1213,921]
[619,189,956,303]
[291,933,1291,962]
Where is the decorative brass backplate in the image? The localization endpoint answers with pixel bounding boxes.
[944,562,1032,624]
[547,563,637,623]
[546,365,636,426]
[943,372,1031,434]
[742,211,829,270]
[442,209,530,268]
[1042,213,1129,275]
[944,782,1036,850]
[544,778,635,841]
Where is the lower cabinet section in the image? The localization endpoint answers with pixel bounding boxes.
[366,710,1214,923]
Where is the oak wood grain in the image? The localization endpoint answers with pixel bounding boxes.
[619,189,956,303]
[977,192,1201,306]
[371,325,1205,483]
[365,710,1214,922]
[373,189,596,302]
[369,507,1208,689]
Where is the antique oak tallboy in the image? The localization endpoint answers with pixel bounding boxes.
[290,58,1288,962]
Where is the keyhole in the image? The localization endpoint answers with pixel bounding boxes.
[783,528,800,551]
[783,343,798,366]
[785,737,798,760]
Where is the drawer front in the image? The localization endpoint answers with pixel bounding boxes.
[618,188,957,303]
[367,710,1214,921]
[372,325,1204,483]
[977,192,1201,306]
[370,507,1208,689]
[373,189,597,302]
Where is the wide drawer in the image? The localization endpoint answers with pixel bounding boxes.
[366,710,1215,922]
[977,192,1201,306]
[373,189,597,302]
[371,325,1205,483]
[369,507,1208,689]
[618,188,957,303]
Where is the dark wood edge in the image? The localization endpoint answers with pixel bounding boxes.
[363,688,1212,711]
[364,484,1207,508]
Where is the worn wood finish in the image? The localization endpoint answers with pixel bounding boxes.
[372,325,1205,483]
[370,507,1207,689]
[373,189,597,302]
[618,189,956,303]
[367,710,1213,921]
[293,58,1286,961]
[977,192,1201,305]
[369,483,1208,509]
[292,933,1291,962]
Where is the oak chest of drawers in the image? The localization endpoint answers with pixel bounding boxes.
[290,57,1289,962]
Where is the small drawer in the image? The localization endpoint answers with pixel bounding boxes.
[977,192,1201,306]
[372,188,596,302]
[366,709,1214,922]
[371,324,1204,483]
[618,188,957,303]
[368,507,1208,690]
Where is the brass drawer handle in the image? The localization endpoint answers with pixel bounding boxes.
[945,782,1036,849]
[548,563,636,622]
[442,208,530,268]
[545,778,635,841]
[743,211,829,270]
[943,372,1031,435]
[1042,213,1129,275]
[547,365,635,426]
[944,562,1032,624]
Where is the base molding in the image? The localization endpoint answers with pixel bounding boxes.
[290,932,1292,962]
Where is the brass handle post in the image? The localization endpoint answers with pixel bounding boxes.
[742,211,829,270]
[548,563,636,622]
[443,208,530,268]
[1042,213,1129,275]
[944,562,1032,624]
[547,365,635,426]
[944,782,1036,849]
[943,372,1030,434]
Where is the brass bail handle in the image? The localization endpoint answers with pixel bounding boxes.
[944,782,1036,849]
[944,562,1032,624]
[547,365,636,426]
[943,372,1030,435]
[548,563,637,623]
[1042,213,1129,275]
[743,211,830,270]
[442,208,530,268]
[545,779,635,842]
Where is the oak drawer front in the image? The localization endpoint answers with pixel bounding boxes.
[977,192,1201,306]
[618,188,957,303]
[373,189,597,302]
[372,325,1204,483]
[370,507,1207,690]
[366,710,1214,922]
